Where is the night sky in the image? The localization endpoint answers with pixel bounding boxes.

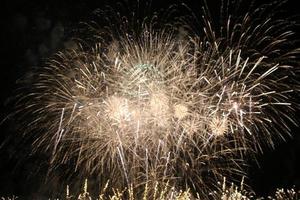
[0,0,299,199]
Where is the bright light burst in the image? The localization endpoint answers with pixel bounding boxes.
[13,0,299,198]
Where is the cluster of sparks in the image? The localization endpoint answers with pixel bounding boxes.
[14,0,299,198]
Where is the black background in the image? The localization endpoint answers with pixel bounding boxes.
[0,0,299,199]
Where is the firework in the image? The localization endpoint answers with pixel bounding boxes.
[12,0,299,198]
[186,0,300,151]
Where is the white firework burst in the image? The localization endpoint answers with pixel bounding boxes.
[11,0,299,198]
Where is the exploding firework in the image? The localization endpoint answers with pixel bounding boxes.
[11,0,299,198]
[186,0,300,151]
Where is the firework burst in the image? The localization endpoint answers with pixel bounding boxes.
[185,0,300,151]
[11,0,299,198]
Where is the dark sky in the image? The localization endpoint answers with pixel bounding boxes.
[0,0,299,199]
